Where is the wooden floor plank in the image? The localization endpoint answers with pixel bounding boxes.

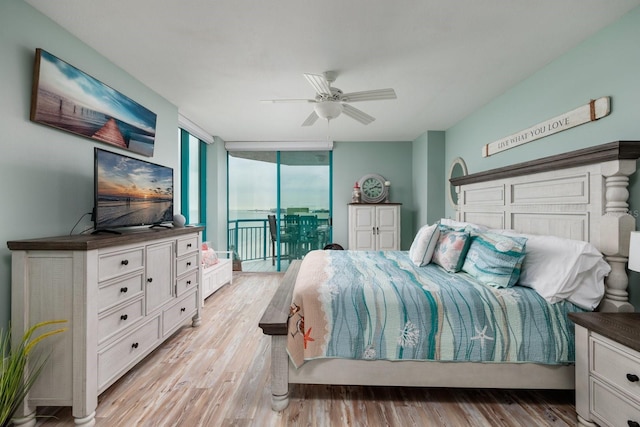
[36,271,577,426]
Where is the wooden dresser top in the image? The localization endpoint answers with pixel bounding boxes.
[7,226,204,252]
[569,312,640,353]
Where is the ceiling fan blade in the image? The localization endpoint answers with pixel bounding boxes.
[304,73,332,95]
[342,104,375,125]
[301,110,319,127]
[261,99,315,103]
[341,88,397,102]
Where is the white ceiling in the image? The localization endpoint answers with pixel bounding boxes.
[25,0,640,143]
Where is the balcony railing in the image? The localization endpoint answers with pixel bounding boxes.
[228,219,269,262]
[227,216,331,263]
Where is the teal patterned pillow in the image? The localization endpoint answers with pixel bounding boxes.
[462,231,527,288]
[431,227,472,272]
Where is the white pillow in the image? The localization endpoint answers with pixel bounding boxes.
[568,260,610,310]
[493,230,608,310]
[409,223,440,266]
[439,218,488,233]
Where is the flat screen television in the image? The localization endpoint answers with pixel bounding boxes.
[94,147,174,232]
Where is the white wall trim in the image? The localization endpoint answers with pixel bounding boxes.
[178,113,214,144]
[225,140,333,151]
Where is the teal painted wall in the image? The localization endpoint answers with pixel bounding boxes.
[412,131,446,230]
[333,141,413,249]
[0,1,180,331]
[443,6,640,309]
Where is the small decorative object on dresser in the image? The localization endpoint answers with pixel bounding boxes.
[173,214,186,228]
[351,181,361,203]
[358,173,388,204]
[570,313,640,427]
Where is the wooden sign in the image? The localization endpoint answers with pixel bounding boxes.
[482,97,610,157]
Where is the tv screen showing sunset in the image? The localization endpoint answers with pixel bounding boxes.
[95,148,173,229]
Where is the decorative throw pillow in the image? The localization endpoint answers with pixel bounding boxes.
[409,223,440,266]
[431,227,472,272]
[201,242,219,267]
[462,231,527,288]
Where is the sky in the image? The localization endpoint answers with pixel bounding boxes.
[97,149,173,200]
[228,155,329,212]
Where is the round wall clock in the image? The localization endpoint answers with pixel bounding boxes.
[358,173,388,203]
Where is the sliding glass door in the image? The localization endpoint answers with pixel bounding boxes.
[228,150,331,272]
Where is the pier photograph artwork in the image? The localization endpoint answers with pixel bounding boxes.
[30,48,157,156]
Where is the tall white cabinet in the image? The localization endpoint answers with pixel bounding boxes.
[348,203,401,250]
[8,227,203,427]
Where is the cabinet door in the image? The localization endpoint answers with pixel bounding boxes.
[349,205,376,250]
[145,241,174,314]
[376,206,400,250]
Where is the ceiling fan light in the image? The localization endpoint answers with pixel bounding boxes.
[314,101,343,120]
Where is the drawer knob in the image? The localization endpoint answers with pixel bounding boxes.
[628,421,640,427]
[147,278,153,283]
[131,342,139,349]
[187,243,192,248]
[186,280,191,285]
[120,314,128,321]
[186,262,192,267]
[181,307,186,312]
[627,373,640,382]
[121,259,129,266]
[120,287,128,293]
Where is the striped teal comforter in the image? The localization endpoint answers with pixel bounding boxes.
[287,250,584,368]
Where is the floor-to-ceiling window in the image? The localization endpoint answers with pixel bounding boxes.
[227,148,332,272]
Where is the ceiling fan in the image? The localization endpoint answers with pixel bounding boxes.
[262,71,397,126]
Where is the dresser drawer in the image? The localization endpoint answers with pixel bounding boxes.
[176,270,198,297]
[163,292,198,336]
[176,253,198,276]
[98,247,144,282]
[176,235,199,257]
[98,297,144,344]
[591,378,640,427]
[98,315,161,391]
[591,335,640,401]
[98,273,144,313]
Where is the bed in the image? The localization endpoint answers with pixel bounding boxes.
[259,141,640,411]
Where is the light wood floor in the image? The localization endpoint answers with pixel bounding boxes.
[37,272,577,427]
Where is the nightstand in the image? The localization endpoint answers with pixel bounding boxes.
[569,313,640,427]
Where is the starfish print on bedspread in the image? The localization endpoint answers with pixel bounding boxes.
[471,325,494,353]
[303,327,315,349]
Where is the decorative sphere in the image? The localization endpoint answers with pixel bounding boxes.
[173,214,186,228]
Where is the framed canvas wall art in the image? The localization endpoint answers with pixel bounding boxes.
[30,48,157,157]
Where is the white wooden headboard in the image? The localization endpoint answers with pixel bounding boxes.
[451,141,640,313]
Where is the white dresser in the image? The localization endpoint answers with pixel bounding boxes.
[348,203,401,251]
[8,227,203,427]
[570,313,640,427]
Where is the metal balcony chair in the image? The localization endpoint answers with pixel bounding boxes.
[297,215,318,258]
[268,214,297,265]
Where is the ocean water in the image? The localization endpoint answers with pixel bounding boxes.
[229,209,330,221]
